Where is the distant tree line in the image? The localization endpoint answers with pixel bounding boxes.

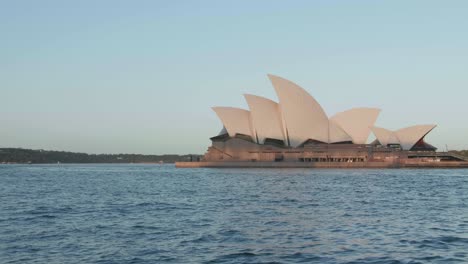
[0,148,202,164]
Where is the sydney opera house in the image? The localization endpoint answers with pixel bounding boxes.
[177,75,467,168]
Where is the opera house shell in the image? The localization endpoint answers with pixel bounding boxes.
[176,74,468,168]
[212,74,434,150]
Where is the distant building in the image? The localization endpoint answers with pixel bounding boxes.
[178,74,466,168]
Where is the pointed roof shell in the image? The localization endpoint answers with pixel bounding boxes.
[371,126,400,146]
[244,94,285,144]
[331,108,381,144]
[268,74,349,146]
[212,107,254,138]
[396,125,436,150]
[371,125,436,150]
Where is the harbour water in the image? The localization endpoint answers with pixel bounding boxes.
[1,164,468,263]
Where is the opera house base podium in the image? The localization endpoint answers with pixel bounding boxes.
[176,139,468,169]
[175,160,468,169]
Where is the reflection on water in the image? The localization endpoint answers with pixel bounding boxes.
[1,165,468,263]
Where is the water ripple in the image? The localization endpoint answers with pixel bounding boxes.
[0,165,468,263]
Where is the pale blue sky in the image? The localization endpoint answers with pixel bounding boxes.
[1,0,467,154]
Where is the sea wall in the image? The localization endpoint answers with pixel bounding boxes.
[175,161,468,169]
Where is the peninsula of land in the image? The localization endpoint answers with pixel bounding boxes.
[0,148,201,164]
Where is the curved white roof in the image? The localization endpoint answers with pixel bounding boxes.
[212,107,254,139]
[329,121,353,143]
[371,126,400,146]
[331,108,381,144]
[268,74,331,146]
[396,125,436,150]
[244,94,285,144]
[371,125,436,150]
[209,75,437,150]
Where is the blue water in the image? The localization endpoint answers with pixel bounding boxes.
[1,165,468,263]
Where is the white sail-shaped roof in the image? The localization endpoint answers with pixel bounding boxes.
[210,75,437,150]
[372,125,436,150]
[212,107,254,139]
[331,108,381,144]
[396,125,436,150]
[329,121,353,143]
[371,126,400,146]
[244,94,285,144]
[268,74,332,147]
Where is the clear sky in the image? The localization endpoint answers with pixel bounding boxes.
[1,0,467,154]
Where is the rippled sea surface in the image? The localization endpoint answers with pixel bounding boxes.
[1,165,468,263]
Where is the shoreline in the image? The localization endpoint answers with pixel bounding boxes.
[0,162,173,165]
[176,161,468,169]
